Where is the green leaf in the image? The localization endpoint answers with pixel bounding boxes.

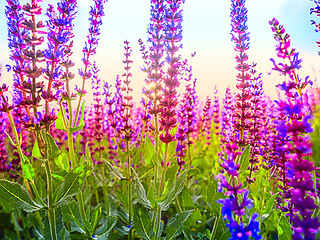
[210,192,225,217]
[193,146,208,160]
[62,199,85,233]
[55,163,87,206]
[144,136,157,165]
[69,102,85,133]
[20,153,35,181]
[263,193,278,215]
[161,170,187,211]
[94,215,117,238]
[55,151,70,172]
[206,174,217,208]
[251,194,260,213]
[34,176,46,202]
[0,180,42,212]
[91,205,102,231]
[178,188,194,211]
[83,219,93,234]
[56,108,68,131]
[239,145,250,172]
[219,230,232,240]
[184,209,202,228]
[102,159,124,180]
[133,204,155,240]
[32,140,43,159]
[278,216,292,240]
[166,210,193,240]
[133,169,152,210]
[187,168,200,178]
[45,133,61,159]
[182,226,194,240]
[4,229,17,240]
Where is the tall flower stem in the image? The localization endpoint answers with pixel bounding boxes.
[126,139,133,240]
[45,160,57,240]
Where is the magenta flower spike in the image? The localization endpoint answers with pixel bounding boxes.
[220,86,235,153]
[90,62,105,162]
[270,18,320,239]
[44,0,77,114]
[230,0,252,146]
[0,112,9,175]
[247,63,264,184]
[212,86,220,137]
[120,40,134,143]
[143,0,165,117]
[159,0,184,145]
[176,78,197,168]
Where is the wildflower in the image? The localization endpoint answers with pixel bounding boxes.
[159,0,184,145]
[176,79,197,168]
[90,62,105,162]
[0,112,9,174]
[247,63,264,184]
[230,0,252,146]
[270,18,320,239]
[44,0,77,113]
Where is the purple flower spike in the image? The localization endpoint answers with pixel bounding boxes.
[159,0,184,145]
[230,0,253,146]
[270,18,320,239]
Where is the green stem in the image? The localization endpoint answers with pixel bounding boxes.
[176,198,182,213]
[101,165,109,215]
[12,211,22,240]
[209,216,220,240]
[45,160,57,240]
[151,209,157,229]
[126,141,133,240]
[77,192,87,222]
[128,178,133,240]
[67,131,76,168]
[29,181,46,207]
[154,205,162,240]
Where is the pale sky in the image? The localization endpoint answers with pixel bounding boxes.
[0,0,319,102]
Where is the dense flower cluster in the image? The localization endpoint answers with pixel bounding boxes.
[247,63,264,184]
[1,1,320,240]
[230,0,252,146]
[216,143,262,240]
[176,79,197,168]
[270,18,320,239]
[159,0,184,145]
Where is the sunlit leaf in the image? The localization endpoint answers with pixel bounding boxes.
[0,180,42,212]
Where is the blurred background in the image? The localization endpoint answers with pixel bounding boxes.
[0,0,319,102]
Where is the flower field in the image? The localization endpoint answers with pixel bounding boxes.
[1,0,320,239]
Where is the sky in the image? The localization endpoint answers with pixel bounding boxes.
[0,0,319,102]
